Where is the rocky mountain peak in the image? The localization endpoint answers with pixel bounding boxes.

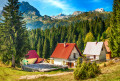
[19,1,41,16]
[94,8,105,12]
[72,11,83,16]
[58,13,66,16]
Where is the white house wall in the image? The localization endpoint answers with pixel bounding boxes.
[54,58,67,65]
[86,55,99,60]
[99,45,106,61]
[69,47,80,59]
[53,47,80,66]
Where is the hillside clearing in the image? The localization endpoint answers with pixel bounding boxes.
[20,61,120,81]
[0,60,120,81]
[0,61,73,81]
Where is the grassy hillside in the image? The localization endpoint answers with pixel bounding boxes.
[0,60,120,81]
[20,60,120,81]
[0,61,72,81]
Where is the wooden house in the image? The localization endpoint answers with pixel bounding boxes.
[25,50,44,64]
[83,42,107,61]
[104,40,111,60]
[50,43,82,68]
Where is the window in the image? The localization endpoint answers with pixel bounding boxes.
[74,53,76,58]
[102,47,103,51]
[94,55,96,59]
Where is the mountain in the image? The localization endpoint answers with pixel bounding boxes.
[51,13,71,19]
[94,8,105,12]
[72,11,83,16]
[58,13,66,16]
[0,1,110,30]
[19,1,41,16]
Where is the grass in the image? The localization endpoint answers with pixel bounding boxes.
[0,61,73,81]
[0,61,120,81]
[20,61,120,81]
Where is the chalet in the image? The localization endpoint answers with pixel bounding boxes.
[25,50,44,64]
[25,50,39,59]
[83,42,107,61]
[104,40,111,60]
[50,43,82,67]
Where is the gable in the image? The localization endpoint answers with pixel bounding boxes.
[100,43,107,55]
[50,43,81,59]
[25,50,39,59]
[83,42,103,55]
[69,47,80,59]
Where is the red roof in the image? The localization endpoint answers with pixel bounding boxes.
[104,40,111,52]
[35,58,44,64]
[50,43,81,59]
[25,50,39,59]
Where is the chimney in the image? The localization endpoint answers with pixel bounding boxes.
[96,41,98,44]
[64,42,66,47]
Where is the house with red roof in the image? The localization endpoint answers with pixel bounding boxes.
[25,50,44,64]
[25,50,39,59]
[50,43,82,67]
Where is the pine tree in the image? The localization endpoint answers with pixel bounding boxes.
[84,32,95,46]
[77,34,84,53]
[109,0,120,57]
[42,38,50,58]
[1,0,29,67]
[37,37,41,57]
[50,34,55,55]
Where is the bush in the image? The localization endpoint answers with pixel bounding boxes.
[74,61,101,80]
[108,60,114,65]
[104,63,106,67]
[87,71,95,78]
[74,62,87,80]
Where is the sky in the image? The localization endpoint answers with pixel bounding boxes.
[0,0,113,16]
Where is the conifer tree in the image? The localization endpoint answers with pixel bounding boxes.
[42,38,50,58]
[109,0,120,57]
[1,0,29,67]
[84,32,95,46]
[43,38,47,58]
[77,34,84,53]
[37,37,41,57]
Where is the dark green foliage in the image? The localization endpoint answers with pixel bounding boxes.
[109,0,120,57]
[27,15,110,59]
[84,32,95,46]
[0,0,29,67]
[104,63,106,67]
[74,61,101,80]
[77,34,84,53]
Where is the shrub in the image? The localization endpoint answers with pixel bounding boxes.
[104,63,106,67]
[74,62,87,80]
[74,61,101,80]
[108,60,114,65]
[87,71,95,78]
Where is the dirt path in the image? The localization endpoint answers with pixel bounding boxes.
[19,72,73,80]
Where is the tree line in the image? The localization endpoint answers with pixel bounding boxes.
[28,16,110,59]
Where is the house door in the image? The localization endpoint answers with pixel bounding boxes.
[94,55,96,59]
[68,62,74,68]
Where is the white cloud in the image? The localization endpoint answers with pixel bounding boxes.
[43,0,69,10]
[36,0,76,15]
[91,0,101,2]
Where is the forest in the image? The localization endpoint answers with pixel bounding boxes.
[0,0,119,67]
[28,16,111,59]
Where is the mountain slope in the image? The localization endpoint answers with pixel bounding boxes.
[0,1,111,30]
[19,1,41,17]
